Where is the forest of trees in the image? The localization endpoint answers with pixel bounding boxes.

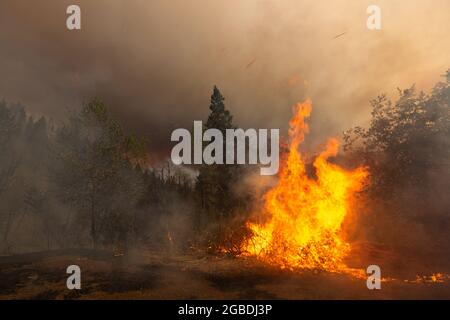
[0,70,449,260]
[344,70,450,257]
[0,99,194,254]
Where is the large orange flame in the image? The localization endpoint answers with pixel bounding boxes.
[241,99,368,274]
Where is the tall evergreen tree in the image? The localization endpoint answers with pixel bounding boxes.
[195,86,242,247]
[206,86,233,132]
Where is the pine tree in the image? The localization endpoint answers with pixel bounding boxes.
[195,86,240,247]
[206,86,234,132]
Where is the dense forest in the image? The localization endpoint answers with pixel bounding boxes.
[0,70,449,265]
[343,70,450,261]
[0,99,195,254]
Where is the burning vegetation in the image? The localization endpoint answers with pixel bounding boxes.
[240,100,368,274]
[0,71,449,298]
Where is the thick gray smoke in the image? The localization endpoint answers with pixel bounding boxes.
[0,0,448,155]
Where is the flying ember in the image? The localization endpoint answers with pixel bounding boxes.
[240,99,368,274]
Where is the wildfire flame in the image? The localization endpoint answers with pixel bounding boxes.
[241,99,368,274]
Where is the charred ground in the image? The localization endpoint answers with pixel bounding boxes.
[0,249,449,300]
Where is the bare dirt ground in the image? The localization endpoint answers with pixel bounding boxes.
[0,249,449,300]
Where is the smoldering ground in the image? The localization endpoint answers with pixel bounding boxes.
[1,247,450,299]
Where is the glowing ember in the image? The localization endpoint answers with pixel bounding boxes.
[241,99,368,274]
[404,273,449,284]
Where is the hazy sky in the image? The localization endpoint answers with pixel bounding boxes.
[0,0,449,155]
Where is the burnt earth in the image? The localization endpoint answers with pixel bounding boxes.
[0,249,449,299]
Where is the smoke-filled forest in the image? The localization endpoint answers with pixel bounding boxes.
[0,0,449,301]
[0,71,449,299]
